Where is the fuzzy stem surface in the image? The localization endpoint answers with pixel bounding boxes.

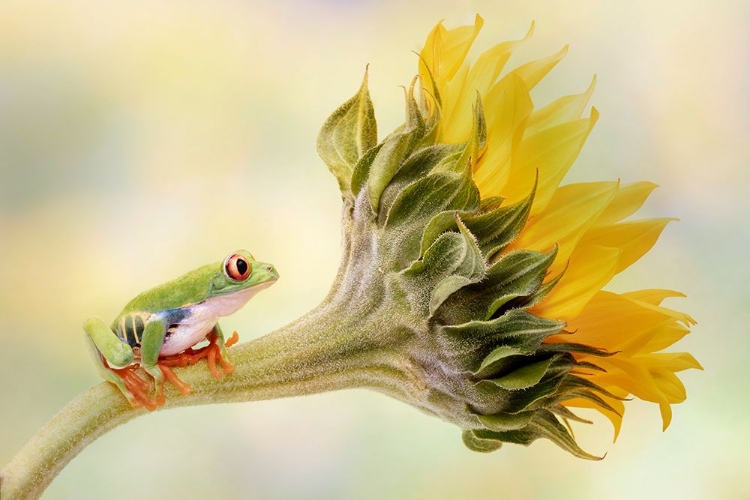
[0,303,421,500]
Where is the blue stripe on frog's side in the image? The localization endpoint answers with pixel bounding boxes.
[114,307,192,348]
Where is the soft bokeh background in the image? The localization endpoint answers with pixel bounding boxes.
[1,1,747,498]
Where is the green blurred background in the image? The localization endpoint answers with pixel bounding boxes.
[1,1,747,498]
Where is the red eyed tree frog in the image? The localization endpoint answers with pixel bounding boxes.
[84,250,278,409]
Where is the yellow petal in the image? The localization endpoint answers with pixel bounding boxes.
[618,319,676,356]
[651,368,687,403]
[466,22,534,95]
[619,292,696,327]
[440,65,472,142]
[649,352,704,372]
[562,395,625,442]
[578,218,675,275]
[596,357,665,404]
[659,400,674,430]
[419,14,484,96]
[566,291,676,351]
[594,181,659,227]
[442,23,534,143]
[644,324,691,352]
[533,245,620,322]
[620,289,686,306]
[503,108,599,212]
[473,73,534,196]
[525,75,596,136]
[512,45,568,90]
[509,181,617,273]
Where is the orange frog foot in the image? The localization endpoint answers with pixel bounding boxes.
[114,331,240,411]
[113,364,156,410]
[160,330,238,378]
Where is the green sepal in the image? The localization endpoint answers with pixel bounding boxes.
[351,142,384,196]
[415,86,441,151]
[556,375,626,403]
[435,248,558,338]
[475,345,524,375]
[479,196,505,211]
[530,410,602,460]
[419,185,534,266]
[484,248,557,319]
[439,309,564,373]
[367,80,426,213]
[462,429,503,453]
[539,342,614,357]
[553,389,622,417]
[468,190,534,259]
[317,70,377,196]
[428,217,486,315]
[419,210,472,257]
[477,411,536,431]
[485,357,556,390]
[550,404,593,425]
[510,266,565,310]
[464,411,600,460]
[403,232,468,282]
[385,171,479,229]
[498,370,567,412]
[378,146,468,227]
[382,144,461,200]
[404,217,483,304]
[455,93,487,172]
[571,359,607,374]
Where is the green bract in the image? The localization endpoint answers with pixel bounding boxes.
[316,73,618,459]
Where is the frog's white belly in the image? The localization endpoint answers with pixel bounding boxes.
[159,316,217,356]
[157,283,273,356]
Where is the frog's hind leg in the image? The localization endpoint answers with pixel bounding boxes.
[159,326,239,378]
[83,333,142,408]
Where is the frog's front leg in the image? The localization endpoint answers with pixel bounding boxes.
[209,323,237,378]
[83,317,138,406]
[139,319,168,403]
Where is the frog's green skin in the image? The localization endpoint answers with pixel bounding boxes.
[84,250,279,406]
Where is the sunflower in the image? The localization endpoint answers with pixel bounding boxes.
[418,14,701,439]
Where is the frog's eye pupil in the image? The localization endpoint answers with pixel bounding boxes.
[236,259,248,276]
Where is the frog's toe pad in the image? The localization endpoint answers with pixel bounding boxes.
[226,331,240,348]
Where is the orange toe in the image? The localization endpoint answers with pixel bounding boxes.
[113,365,157,410]
[226,331,240,348]
[157,362,192,396]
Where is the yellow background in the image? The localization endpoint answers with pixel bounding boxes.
[1,1,747,498]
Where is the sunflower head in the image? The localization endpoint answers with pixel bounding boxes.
[315,15,700,458]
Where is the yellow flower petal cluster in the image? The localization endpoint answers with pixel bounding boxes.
[419,14,700,438]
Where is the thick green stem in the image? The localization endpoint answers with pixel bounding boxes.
[0,304,423,500]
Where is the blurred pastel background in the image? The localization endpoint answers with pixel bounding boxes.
[1,0,747,498]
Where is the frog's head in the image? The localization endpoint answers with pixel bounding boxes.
[207,250,279,300]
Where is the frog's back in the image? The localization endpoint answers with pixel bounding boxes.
[108,262,219,348]
[111,262,219,332]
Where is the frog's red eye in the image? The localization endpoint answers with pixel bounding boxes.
[225,254,252,281]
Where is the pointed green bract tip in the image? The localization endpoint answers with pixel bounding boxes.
[316,69,377,198]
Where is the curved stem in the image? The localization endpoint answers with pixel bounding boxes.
[0,304,422,500]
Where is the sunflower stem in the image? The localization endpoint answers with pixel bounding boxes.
[0,304,422,500]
